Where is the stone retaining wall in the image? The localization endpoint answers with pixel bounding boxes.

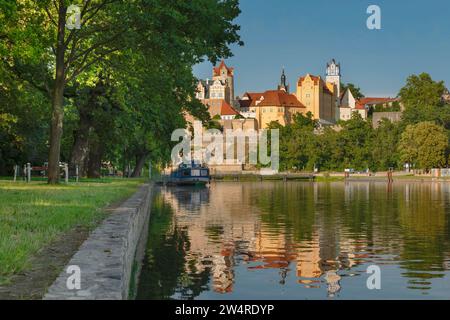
[44,183,152,300]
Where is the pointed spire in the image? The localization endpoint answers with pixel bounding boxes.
[278,67,289,93]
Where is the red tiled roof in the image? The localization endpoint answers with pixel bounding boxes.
[213,60,234,77]
[241,92,264,107]
[256,90,305,108]
[221,100,240,116]
[357,97,399,105]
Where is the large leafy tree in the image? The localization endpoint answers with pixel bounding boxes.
[1,0,242,182]
[338,113,374,170]
[399,73,450,129]
[398,121,448,170]
[268,113,318,171]
[371,119,401,170]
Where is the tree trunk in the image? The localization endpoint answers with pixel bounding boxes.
[70,119,91,177]
[87,138,104,179]
[48,2,67,184]
[132,153,148,177]
[69,87,101,176]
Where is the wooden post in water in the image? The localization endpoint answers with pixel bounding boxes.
[387,170,394,183]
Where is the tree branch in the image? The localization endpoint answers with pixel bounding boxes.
[44,6,58,27]
[65,47,120,84]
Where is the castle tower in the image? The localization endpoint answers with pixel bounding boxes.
[326,59,341,105]
[278,68,290,93]
[212,60,235,105]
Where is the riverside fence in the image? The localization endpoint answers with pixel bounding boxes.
[12,163,79,183]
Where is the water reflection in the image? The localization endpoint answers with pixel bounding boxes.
[136,182,450,300]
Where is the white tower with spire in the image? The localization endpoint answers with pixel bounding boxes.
[326,59,341,104]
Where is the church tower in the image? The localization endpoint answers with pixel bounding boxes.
[278,68,289,93]
[326,59,341,104]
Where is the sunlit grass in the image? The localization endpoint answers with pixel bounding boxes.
[0,178,144,285]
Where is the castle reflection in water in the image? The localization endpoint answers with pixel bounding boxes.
[137,182,450,300]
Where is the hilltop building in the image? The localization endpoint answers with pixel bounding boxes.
[195,60,235,105]
[195,59,405,129]
[338,89,368,121]
[195,60,238,117]
[357,97,400,110]
[239,90,306,129]
[296,73,337,123]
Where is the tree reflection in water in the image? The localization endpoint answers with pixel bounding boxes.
[136,182,450,300]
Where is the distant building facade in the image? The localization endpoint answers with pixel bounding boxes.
[195,60,241,121]
[296,73,337,123]
[338,88,368,121]
[357,97,401,110]
[372,112,403,129]
[239,90,306,129]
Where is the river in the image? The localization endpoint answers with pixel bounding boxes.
[136,181,450,300]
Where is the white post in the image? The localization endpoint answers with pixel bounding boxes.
[64,163,69,183]
[13,165,18,182]
[27,163,31,183]
[76,165,79,183]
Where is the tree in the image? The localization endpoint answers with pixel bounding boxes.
[1,0,243,182]
[371,119,401,170]
[399,73,450,129]
[267,113,318,171]
[338,113,374,170]
[399,73,446,109]
[398,122,448,170]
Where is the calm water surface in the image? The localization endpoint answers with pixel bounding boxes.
[136,182,450,300]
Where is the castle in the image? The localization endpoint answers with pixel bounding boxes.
[195,59,373,129]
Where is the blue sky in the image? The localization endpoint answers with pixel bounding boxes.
[193,0,450,97]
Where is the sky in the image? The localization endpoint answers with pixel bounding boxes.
[193,0,450,97]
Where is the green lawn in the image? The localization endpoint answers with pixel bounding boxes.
[0,179,144,285]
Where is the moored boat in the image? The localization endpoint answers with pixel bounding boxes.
[168,162,211,186]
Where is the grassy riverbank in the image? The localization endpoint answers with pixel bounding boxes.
[0,179,144,285]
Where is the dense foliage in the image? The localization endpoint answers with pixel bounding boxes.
[0,0,242,180]
[269,73,450,172]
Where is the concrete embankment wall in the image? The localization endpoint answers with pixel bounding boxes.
[44,183,153,300]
